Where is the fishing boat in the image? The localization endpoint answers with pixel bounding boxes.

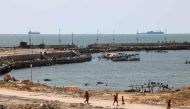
[103,52,118,59]
[112,53,140,62]
[103,52,140,62]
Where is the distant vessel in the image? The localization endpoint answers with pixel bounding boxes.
[28,30,40,34]
[138,30,164,34]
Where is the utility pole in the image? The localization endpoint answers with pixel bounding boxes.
[31,44,33,54]
[13,45,15,55]
[30,64,33,82]
[28,29,32,48]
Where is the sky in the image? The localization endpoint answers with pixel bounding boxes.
[0,0,190,34]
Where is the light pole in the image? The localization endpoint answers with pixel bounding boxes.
[165,29,167,44]
[96,29,99,44]
[72,32,74,45]
[112,30,115,44]
[59,28,61,47]
[30,64,33,82]
[13,45,15,55]
[137,30,139,44]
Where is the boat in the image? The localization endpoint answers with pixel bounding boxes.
[112,53,140,62]
[103,52,140,62]
[185,58,190,64]
[103,52,118,59]
[28,30,40,34]
[137,30,164,35]
[44,79,52,81]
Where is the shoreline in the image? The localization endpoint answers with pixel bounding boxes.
[0,80,189,109]
[0,86,181,109]
[0,48,91,75]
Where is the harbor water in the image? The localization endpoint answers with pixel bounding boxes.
[5,50,190,90]
[0,34,190,90]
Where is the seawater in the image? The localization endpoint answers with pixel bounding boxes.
[0,34,190,47]
[4,50,190,90]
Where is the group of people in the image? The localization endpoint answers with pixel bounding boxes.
[113,93,125,106]
[84,91,125,106]
[83,90,172,109]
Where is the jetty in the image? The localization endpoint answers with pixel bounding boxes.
[0,48,91,75]
[86,42,190,53]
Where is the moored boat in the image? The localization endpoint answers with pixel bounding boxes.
[112,53,140,62]
[103,52,140,62]
[185,58,190,64]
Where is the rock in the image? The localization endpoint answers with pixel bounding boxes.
[20,80,33,85]
[44,79,52,81]
[96,82,104,85]
[3,74,12,82]
[64,86,79,92]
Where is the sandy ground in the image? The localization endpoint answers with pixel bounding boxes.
[0,88,179,109]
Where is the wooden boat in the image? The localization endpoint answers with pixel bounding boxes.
[111,53,140,62]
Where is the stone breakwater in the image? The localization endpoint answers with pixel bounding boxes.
[84,42,190,53]
[0,49,91,74]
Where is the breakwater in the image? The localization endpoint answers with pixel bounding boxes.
[85,42,190,53]
[0,50,91,74]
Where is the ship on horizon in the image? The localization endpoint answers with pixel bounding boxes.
[28,29,40,34]
[137,30,164,35]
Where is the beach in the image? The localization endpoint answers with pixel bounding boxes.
[0,80,189,109]
[1,0,190,108]
[0,47,190,109]
[0,88,177,109]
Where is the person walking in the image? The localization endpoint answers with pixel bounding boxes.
[166,99,171,109]
[113,93,119,106]
[84,91,90,105]
[121,96,125,105]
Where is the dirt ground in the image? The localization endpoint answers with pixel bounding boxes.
[0,80,189,109]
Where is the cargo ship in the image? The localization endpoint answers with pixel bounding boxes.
[28,30,40,34]
[137,30,164,35]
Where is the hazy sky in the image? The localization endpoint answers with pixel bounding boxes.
[0,0,190,34]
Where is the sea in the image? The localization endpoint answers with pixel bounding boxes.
[0,34,190,47]
[0,34,190,91]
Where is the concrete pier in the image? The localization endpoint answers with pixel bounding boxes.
[0,49,91,74]
[86,42,190,53]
